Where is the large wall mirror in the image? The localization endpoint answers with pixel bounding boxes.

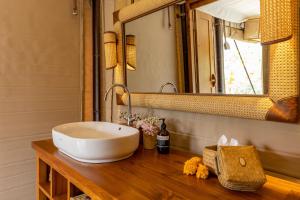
[114,0,299,123]
[124,0,268,95]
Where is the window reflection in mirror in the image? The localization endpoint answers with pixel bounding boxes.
[223,37,264,94]
[192,0,268,95]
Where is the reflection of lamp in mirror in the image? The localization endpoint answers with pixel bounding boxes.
[223,20,230,50]
[104,31,117,70]
[126,35,136,71]
[244,18,260,42]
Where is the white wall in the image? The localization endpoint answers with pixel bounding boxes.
[0,0,82,199]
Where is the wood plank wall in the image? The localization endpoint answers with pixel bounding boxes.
[0,0,82,199]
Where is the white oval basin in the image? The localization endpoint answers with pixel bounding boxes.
[52,122,139,163]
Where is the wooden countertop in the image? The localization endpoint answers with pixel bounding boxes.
[32,140,300,200]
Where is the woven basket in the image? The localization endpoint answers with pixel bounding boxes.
[217,146,266,191]
[203,145,218,175]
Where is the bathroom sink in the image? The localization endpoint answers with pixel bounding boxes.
[52,122,139,163]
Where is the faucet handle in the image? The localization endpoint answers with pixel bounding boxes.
[127,116,135,127]
[128,114,136,122]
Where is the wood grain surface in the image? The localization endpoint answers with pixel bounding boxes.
[32,140,300,200]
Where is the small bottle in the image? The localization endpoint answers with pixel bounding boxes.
[157,118,170,154]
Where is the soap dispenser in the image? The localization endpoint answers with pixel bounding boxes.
[157,118,170,154]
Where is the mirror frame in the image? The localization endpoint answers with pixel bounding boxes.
[112,0,299,123]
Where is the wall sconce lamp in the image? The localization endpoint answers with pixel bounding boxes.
[126,35,136,71]
[260,0,293,45]
[104,31,117,70]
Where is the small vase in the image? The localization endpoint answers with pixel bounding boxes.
[143,133,157,149]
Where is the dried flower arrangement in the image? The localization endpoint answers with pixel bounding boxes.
[119,111,160,136]
[136,116,160,136]
[119,111,161,149]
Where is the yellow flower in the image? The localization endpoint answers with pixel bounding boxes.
[189,157,202,164]
[196,164,209,179]
[183,157,202,175]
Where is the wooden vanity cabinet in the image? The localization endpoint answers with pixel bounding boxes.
[33,140,300,200]
[36,157,88,200]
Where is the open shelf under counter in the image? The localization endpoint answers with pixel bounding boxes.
[37,158,52,199]
[39,189,50,200]
[32,139,300,200]
[52,194,67,200]
[39,183,51,199]
[52,169,68,200]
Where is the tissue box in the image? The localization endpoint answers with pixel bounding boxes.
[217,146,266,191]
[203,145,266,191]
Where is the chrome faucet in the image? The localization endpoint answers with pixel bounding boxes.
[104,84,133,126]
[159,82,178,93]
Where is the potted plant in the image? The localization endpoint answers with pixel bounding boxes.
[136,116,160,149]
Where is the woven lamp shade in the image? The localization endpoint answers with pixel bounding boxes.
[260,0,293,45]
[104,32,117,70]
[126,35,136,71]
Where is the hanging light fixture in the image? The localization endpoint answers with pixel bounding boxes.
[104,31,117,70]
[223,20,230,50]
[126,35,136,71]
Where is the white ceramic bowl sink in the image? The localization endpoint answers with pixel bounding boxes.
[52,122,139,163]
